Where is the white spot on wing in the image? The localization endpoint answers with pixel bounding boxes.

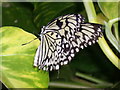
[92,40,95,44]
[50,66,53,71]
[98,28,101,32]
[56,65,59,70]
[81,45,84,49]
[43,67,46,71]
[66,44,69,48]
[61,62,63,65]
[68,56,72,61]
[71,54,75,57]
[64,61,68,65]
[75,48,79,52]
[71,49,74,53]
[88,41,92,45]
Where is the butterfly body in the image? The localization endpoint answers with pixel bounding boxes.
[34,14,103,71]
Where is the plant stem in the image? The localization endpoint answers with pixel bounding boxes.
[75,72,112,85]
[83,0,120,70]
[99,37,120,69]
[83,1,97,23]
[105,18,120,53]
[114,23,119,41]
[49,81,90,88]
[109,18,120,41]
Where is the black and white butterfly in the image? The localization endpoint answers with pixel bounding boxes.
[34,14,103,71]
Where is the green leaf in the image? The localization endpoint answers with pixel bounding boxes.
[33,2,85,29]
[98,1,119,20]
[2,2,37,34]
[0,26,49,88]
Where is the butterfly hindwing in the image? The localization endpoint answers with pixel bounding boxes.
[74,23,103,49]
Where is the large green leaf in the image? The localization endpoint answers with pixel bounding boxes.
[0,26,49,88]
[98,1,119,19]
[33,2,86,29]
[2,2,38,34]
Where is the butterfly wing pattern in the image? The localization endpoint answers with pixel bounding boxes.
[34,14,103,71]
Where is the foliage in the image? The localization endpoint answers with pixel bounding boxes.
[0,27,49,88]
[1,1,120,88]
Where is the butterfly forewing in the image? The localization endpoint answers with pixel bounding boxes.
[34,14,103,71]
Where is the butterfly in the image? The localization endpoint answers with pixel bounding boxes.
[34,14,103,71]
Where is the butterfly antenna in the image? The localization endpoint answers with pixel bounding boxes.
[22,37,38,46]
